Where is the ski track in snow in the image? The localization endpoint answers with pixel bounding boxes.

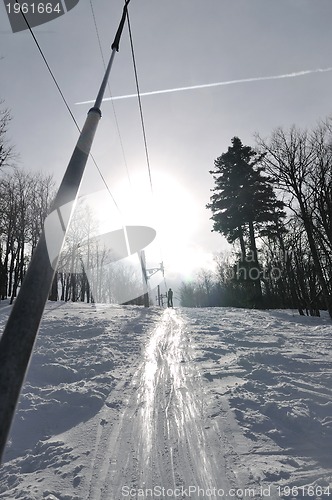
[0,302,331,500]
[89,309,234,499]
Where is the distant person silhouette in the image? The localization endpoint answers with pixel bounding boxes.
[167,288,173,308]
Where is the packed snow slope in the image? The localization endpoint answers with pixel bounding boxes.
[0,302,331,500]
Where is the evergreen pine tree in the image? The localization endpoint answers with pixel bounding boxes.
[207,137,285,306]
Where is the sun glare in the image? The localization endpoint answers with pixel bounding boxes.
[78,170,213,278]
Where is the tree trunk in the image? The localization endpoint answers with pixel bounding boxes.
[300,202,332,318]
[248,221,263,306]
[238,225,246,259]
[49,272,58,301]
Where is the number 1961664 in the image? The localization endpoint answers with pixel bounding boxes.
[277,485,331,497]
[6,2,61,14]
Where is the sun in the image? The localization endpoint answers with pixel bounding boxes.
[112,170,200,271]
[77,169,212,278]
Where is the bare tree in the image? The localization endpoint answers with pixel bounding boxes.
[308,120,332,272]
[256,126,332,318]
[0,169,54,300]
[57,202,97,302]
[0,104,15,171]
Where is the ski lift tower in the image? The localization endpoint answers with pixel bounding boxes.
[146,261,164,306]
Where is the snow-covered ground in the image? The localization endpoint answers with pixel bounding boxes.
[0,302,331,499]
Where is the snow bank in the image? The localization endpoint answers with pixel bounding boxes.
[0,302,331,499]
[187,307,332,496]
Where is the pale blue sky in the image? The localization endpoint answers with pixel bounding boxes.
[1,0,332,279]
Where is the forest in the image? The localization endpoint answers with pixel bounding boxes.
[0,103,144,306]
[1,102,332,317]
[181,123,332,318]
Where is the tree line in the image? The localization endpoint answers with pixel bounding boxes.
[0,172,144,305]
[0,168,54,302]
[181,120,332,318]
[2,100,332,315]
[0,104,145,305]
[51,203,144,304]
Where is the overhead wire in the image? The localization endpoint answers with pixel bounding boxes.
[125,7,169,293]
[14,0,121,212]
[89,0,132,186]
[126,9,154,192]
[87,0,132,257]
[14,1,80,133]
[19,0,169,297]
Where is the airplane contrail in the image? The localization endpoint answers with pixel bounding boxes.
[76,67,332,105]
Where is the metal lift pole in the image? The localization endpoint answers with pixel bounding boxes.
[0,0,131,463]
[139,249,150,307]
